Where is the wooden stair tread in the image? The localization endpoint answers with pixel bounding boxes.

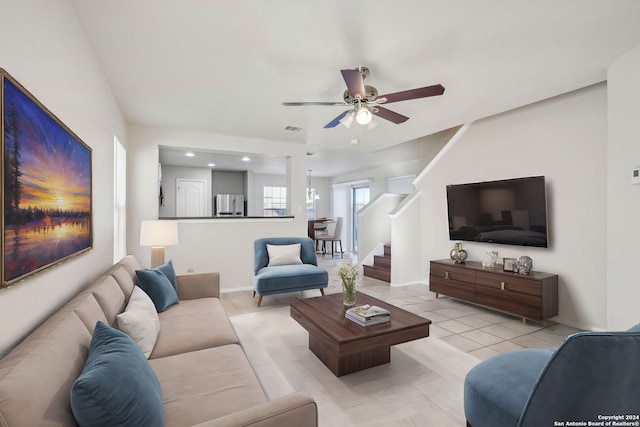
[364,245,391,283]
[363,264,391,282]
[373,254,391,268]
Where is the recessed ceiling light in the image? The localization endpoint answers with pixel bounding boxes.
[185,151,195,157]
[350,139,359,145]
[242,155,250,162]
[207,163,215,167]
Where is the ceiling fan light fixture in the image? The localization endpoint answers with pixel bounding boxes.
[340,110,355,129]
[283,67,444,128]
[355,106,372,125]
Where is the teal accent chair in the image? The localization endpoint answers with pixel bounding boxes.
[253,237,328,307]
[464,324,640,426]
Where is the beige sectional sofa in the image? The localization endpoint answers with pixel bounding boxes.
[0,255,317,426]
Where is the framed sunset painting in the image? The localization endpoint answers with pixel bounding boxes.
[1,69,92,287]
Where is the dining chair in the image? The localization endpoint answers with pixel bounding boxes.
[316,217,343,258]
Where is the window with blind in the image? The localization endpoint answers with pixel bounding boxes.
[263,186,287,216]
[113,137,126,262]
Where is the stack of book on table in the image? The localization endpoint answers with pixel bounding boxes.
[346,304,391,326]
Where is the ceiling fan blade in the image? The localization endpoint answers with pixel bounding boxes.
[372,106,409,124]
[282,101,348,106]
[324,110,350,128]
[377,84,445,104]
[340,69,366,98]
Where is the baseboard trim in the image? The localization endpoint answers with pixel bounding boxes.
[389,280,428,288]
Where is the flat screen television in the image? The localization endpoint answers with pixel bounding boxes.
[446,176,548,248]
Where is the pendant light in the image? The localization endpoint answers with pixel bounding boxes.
[307,170,319,204]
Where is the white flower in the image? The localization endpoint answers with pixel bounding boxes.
[338,266,358,282]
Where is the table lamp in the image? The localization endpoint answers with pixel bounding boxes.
[139,220,179,268]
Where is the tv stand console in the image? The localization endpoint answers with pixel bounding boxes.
[429,259,558,323]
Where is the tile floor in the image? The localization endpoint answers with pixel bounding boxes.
[219,252,582,426]
[221,252,582,362]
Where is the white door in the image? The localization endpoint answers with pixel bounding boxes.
[176,179,206,217]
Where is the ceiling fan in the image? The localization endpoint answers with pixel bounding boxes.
[282,66,445,129]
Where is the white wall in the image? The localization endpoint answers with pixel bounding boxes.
[607,42,640,330]
[331,131,452,199]
[390,193,423,286]
[417,84,608,330]
[0,0,126,355]
[357,194,404,264]
[333,158,427,200]
[308,175,332,220]
[329,135,449,253]
[127,125,308,291]
[330,164,423,253]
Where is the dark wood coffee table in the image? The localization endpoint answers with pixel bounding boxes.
[290,292,431,376]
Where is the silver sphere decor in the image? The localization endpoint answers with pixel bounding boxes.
[516,256,533,275]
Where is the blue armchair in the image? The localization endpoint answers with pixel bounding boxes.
[464,324,640,427]
[253,237,328,307]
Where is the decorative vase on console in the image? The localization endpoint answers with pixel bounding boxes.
[450,242,468,264]
[338,265,358,308]
[482,250,499,269]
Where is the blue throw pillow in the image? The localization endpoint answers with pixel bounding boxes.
[70,321,164,427]
[136,268,179,312]
[156,260,178,293]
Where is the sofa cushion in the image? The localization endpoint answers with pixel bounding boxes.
[150,297,239,359]
[267,243,303,266]
[464,349,553,427]
[117,254,143,281]
[117,286,161,358]
[136,268,180,312]
[149,345,267,427]
[89,275,127,326]
[70,321,164,427]
[156,259,178,292]
[72,292,109,334]
[254,237,319,273]
[107,264,136,300]
[254,264,329,295]
[0,312,91,426]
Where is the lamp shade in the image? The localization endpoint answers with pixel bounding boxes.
[139,220,179,247]
[340,110,355,129]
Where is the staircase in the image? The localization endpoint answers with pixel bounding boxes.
[363,244,391,283]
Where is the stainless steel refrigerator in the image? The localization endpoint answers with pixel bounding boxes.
[215,194,245,216]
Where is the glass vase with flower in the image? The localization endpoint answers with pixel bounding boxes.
[338,265,358,308]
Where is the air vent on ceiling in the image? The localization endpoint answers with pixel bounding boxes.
[284,126,303,132]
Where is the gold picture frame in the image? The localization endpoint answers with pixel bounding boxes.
[1,69,92,287]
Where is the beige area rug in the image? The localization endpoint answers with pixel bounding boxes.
[230,304,480,427]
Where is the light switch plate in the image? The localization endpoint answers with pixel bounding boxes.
[632,168,640,184]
